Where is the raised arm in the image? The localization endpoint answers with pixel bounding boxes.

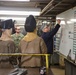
[50,19,61,36]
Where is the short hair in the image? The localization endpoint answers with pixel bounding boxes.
[15,26,21,30]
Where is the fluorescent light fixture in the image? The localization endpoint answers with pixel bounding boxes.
[47,22,50,24]
[0,10,40,16]
[12,0,30,1]
[0,0,30,1]
[0,7,41,11]
[0,17,26,21]
[70,19,76,22]
[42,21,50,24]
[56,17,60,19]
[67,21,72,24]
[60,21,65,25]
[56,17,64,20]
[42,21,47,24]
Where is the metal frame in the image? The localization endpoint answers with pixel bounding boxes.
[0,53,50,69]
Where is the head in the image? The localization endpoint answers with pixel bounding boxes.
[24,15,36,32]
[15,26,21,33]
[0,19,14,40]
[0,19,14,33]
[41,24,51,32]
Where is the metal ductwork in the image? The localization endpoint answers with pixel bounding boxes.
[40,0,62,16]
[40,0,76,16]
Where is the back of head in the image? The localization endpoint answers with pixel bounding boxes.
[0,19,15,34]
[24,15,36,32]
[1,19,14,29]
[0,19,14,41]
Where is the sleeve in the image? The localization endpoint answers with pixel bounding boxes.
[50,24,60,36]
[40,38,47,54]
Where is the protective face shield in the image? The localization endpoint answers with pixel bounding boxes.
[40,24,51,32]
[0,19,15,33]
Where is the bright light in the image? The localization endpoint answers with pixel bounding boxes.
[70,19,76,22]
[60,21,65,25]
[67,21,72,24]
[47,22,50,24]
[13,0,30,1]
[0,10,40,16]
[0,17,26,21]
[42,21,47,24]
[56,17,64,20]
[0,0,30,1]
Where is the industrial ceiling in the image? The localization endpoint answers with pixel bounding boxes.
[0,0,76,24]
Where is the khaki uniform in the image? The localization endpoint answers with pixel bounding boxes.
[19,32,47,67]
[0,40,16,68]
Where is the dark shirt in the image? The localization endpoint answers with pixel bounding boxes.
[41,24,60,54]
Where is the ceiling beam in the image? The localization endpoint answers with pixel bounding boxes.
[43,1,62,16]
[40,0,54,16]
[40,0,62,16]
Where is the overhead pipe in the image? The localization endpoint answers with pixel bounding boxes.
[44,0,76,15]
[44,1,62,15]
[40,0,54,16]
[40,0,63,16]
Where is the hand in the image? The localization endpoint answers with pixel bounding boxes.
[57,19,61,24]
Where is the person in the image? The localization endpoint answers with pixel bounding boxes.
[11,26,24,67]
[19,15,47,67]
[11,26,24,52]
[41,19,61,67]
[0,19,16,68]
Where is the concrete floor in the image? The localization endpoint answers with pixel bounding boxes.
[0,67,52,75]
[51,66,65,75]
[0,66,65,75]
